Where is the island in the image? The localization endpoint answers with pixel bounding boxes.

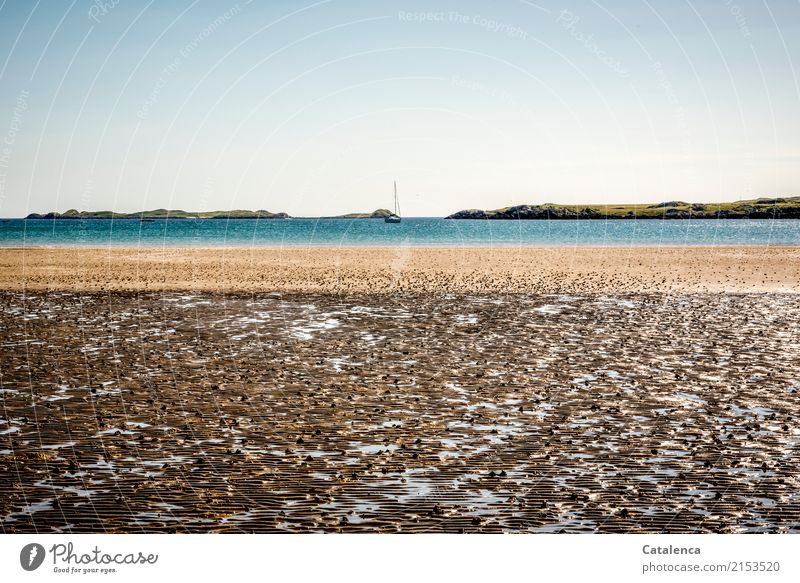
[445,197,800,219]
[23,198,800,221]
[320,209,394,219]
[24,209,290,220]
[23,208,400,220]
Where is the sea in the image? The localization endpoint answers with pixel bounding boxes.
[1,218,800,247]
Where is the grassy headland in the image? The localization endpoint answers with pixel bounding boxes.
[21,197,800,220]
[24,209,289,220]
[23,208,396,220]
[445,196,800,219]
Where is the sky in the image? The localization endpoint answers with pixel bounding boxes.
[0,0,798,217]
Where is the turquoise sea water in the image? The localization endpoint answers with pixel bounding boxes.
[2,218,800,247]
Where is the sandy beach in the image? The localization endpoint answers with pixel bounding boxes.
[1,246,798,294]
[2,246,799,533]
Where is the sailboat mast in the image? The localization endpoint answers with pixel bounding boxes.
[384,180,402,223]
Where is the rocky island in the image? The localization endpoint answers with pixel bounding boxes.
[320,209,394,219]
[446,197,800,219]
[25,208,290,220]
[24,208,399,220]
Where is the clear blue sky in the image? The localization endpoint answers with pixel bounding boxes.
[0,0,798,216]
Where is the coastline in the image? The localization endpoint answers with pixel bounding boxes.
[2,245,798,294]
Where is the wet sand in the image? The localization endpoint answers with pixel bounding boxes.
[1,246,799,294]
[1,289,799,533]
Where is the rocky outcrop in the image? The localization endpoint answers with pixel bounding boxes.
[446,205,605,220]
[324,209,394,219]
[446,209,489,220]
[446,200,800,219]
[25,209,290,219]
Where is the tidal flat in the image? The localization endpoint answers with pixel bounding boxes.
[1,291,799,533]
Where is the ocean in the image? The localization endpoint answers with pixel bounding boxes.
[2,217,800,247]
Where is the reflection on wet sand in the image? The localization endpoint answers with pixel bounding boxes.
[1,291,799,533]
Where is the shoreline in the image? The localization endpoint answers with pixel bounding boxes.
[1,245,798,294]
[3,242,800,249]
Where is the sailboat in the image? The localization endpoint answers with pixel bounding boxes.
[385,181,401,223]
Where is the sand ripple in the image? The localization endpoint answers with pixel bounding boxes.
[1,291,799,533]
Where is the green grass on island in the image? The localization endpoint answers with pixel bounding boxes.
[444,196,800,219]
[22,196,800,220]
[24,208,290,220]
[23,208,397,220]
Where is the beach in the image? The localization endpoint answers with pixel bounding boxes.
[1,246,799,533]
[1,246,799,293]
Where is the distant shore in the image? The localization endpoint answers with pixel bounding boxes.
[16,196,800,221]
[1,246,797,294]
